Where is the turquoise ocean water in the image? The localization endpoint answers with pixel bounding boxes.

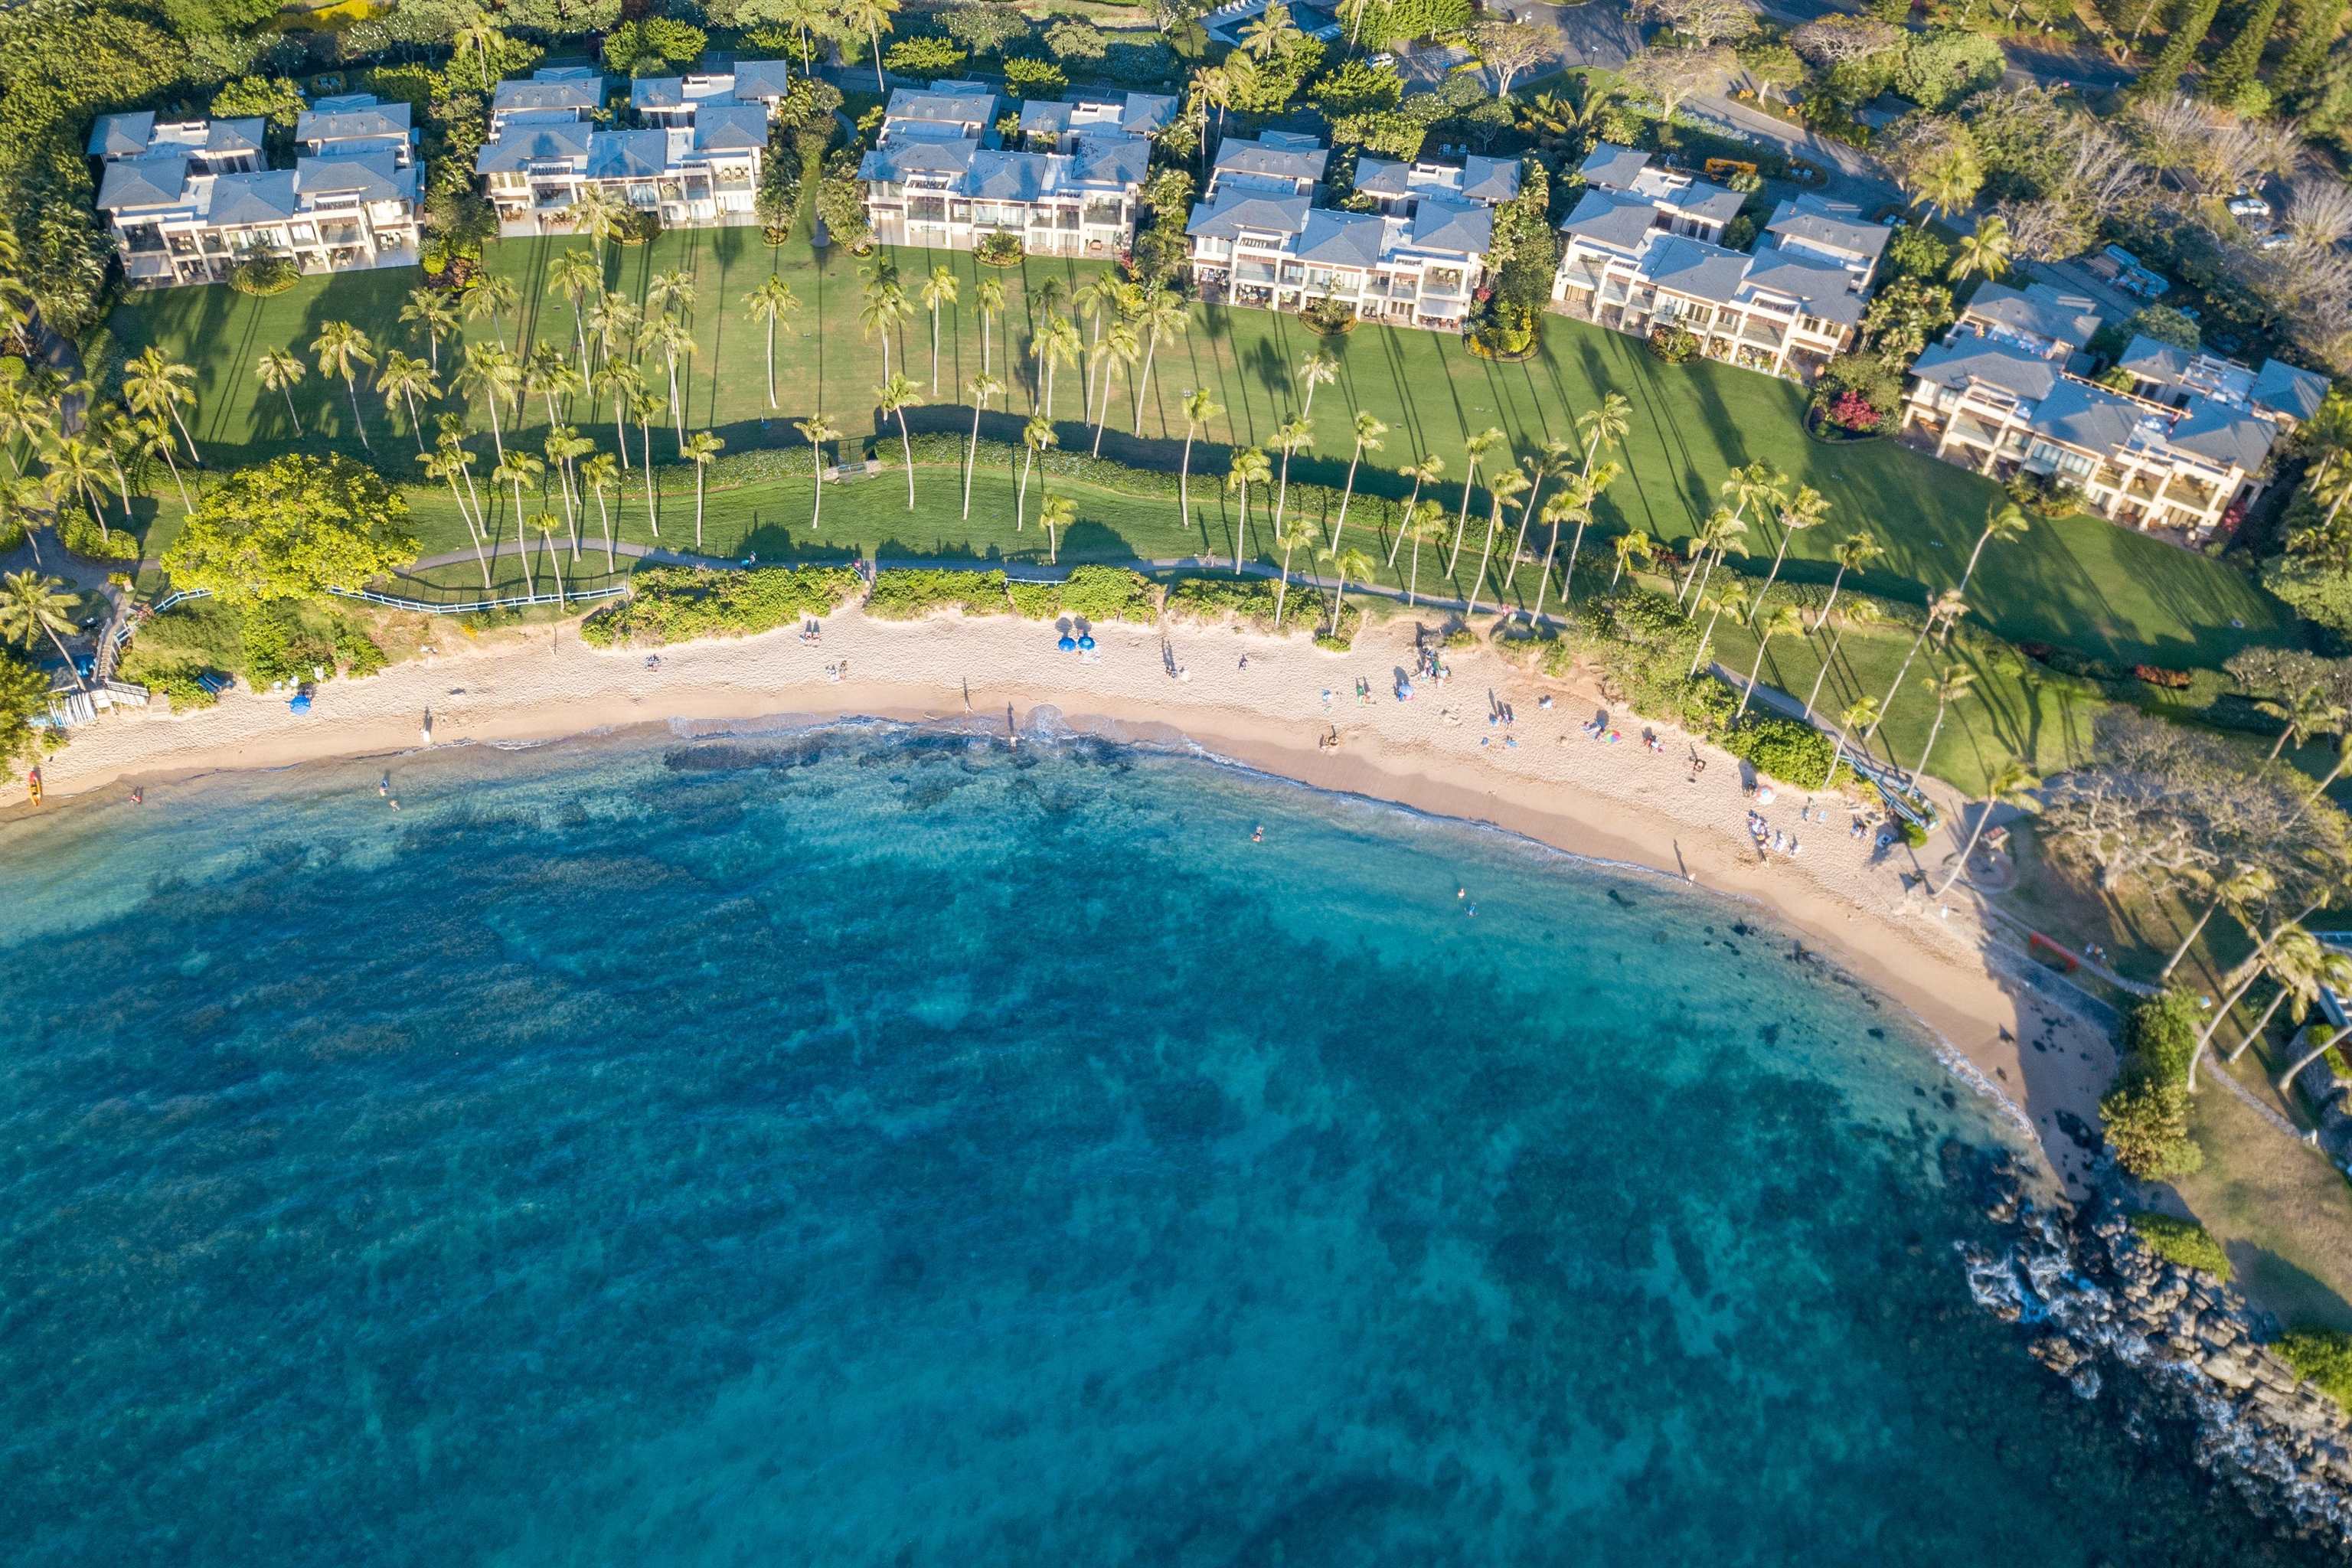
[0,722,2330,1566]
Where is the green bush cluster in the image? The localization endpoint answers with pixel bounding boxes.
[1000,566,1155,622]
[2100,992,2206,1181]
[1723,714,1834,787]
[578,564,861,647]
[56,514,138,562]
[865,568,1011,620]
[1165,575,1289,631]
[2126,1212,2233,1282]
[1538,587,1735,735]
[2277,1328,2352,1409]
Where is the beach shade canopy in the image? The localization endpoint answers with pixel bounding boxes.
[1077,635,1096,650]
[1057,635,1077,652]
[289,693,313,714]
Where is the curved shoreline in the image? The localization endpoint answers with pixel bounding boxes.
[12,604,2120,1193]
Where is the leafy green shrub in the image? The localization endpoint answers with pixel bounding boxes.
[1647,323,1698,364]
[579,564,861,647]
[1165,575,1288,631]
[2100,991,2207,1180]
[334,623,387,678]
[239,602,338,688]
[56,514,138,561]
[974,232,1024,267]
[1900,818,1929,848]
[230,251,299,296]
[2276,1328,2352,1409]
[138,663,218,710]
[885,36,967,74]
[1001,57,1068,100]
[2126,1213,2233,1281]
[2124,991,2203,1084]
[1723,715,1834,786]
[1004,580,1060,619]
[1056,565,1155,624]
[865,567,1011,619]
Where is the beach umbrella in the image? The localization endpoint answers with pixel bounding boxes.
[289,693,313,715]
[1077,634,1096,651]
[1057,635,1077,652]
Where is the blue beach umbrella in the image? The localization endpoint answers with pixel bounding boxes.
[1077,635,1096,651]
[1057,635,1077,652]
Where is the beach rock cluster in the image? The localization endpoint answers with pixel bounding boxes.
[1962,1180,2352,1551]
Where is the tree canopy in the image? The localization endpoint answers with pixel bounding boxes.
[162,456,416,606]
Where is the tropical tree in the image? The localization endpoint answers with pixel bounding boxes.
[1018,413,1056,530]
[920,263,959,395]
[1749,483,1828,622]
[1129,287,1188,427]
[1268,416,1312,540]
[1035,312,1080,416]
[2259,684,2346,764]
[570,183,628,265]
[681,430,724,550]
[1932,762,2041,898]
[650,317,696,444]
[1678,507,1746,608]
[1913,662,1977,779]
[1957,501,2027,596]
[1529,479,1589,623]
[1553,462,1621,612]
[548,247,606,381]
[452,11,506,89]
[39,436,109,538]
[1821,696,1880,789]
[1802,598,1880,723]
[543,425,593,554]
[426,440,493,589]
[377,351,440,452]
[400,286,460,374]
[1178,389,1221,520]
[1952,216,2012,282]
[1272,516,1319,631]
[2272,956,2352,1093]
[1865,590,1968,743]
[876,372,924,510]
[2161,864,2278,983]
[132,415,192,514]
[1071,274,1124,414]
[2223,927,2327,1063]
[860,264,910,379]
[1611,529,1655,587]
[630,388,665,533]
[462,270,519,351]
[962,373,1004,520]
[1320,544,1376,640]
[311,322,379,451]
[492,450,546,574]
[1465,469,1528,619]
[1578,392,1632,479]
[1399,500,1448,608]
[124,348,201,466]
[459,342,522,462]
[1088,323,1138,455]
[1687,583,1749,678]
[794,415,841,530]
[1331,410,1387,557]
[1390,454,1446,566]
[523,346,580,427]
[595,360,644,469]
[1448,426,1504,573]
[1226,446,1272,573]
[1736,603,1806,722]
[1296,353,1338,420]
[974,275,1005,377]
[256,348,306,436]
[1813,531,1884,629]
[0,474,41,564]
[0,571,84,691]
[579,449,621,570]
[1039,490,1075,564]
[744,274,802,410]
[842,0,900,93]
[1505,439,1577,591]
[534,512,567,607]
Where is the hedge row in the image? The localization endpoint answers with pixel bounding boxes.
[577,564,862,647]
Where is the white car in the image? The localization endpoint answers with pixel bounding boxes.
[2226,194,2272,220]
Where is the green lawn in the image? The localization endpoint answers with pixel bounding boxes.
[103,224,2298,668]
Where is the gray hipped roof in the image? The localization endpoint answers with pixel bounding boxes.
[1743,247,1864,326]
[1579,142,1649,192]
[1640,234,1749,304]
[202,168,299,227]
[1560,186,1661,253]
[1069,136,1148,188]
[1407,196,1491,256]
[858,139,979,185]
[96,152,190,211]
[295,150,413,204]
[884,81,999,128]
[494,69,603,115]
[87,110,155,158]
[692,103,770,153]
[966,149,1050,203]
[1765,194,1888,263]
[1213,132,1328,185]
[2168,397,2275,472]
[298,96,413,146]
[2251,359,2330,423]
[584,129,669,181]
[1186,186,1312,241]
[1295,207,1385,268]
[1959,281,2106,351]
[475,116,594,174]
[2117,334,2194,385]
[733,60,794,103]
[1909,335,2058,402]
[206,118,266,157]
[2030,380,2144,455]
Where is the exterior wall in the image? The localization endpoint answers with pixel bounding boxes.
[862,188,1135,257]
[1552,243,1848,381]
[485,156,761,237]
[1187,236,1479,332]
[112,196,420,288]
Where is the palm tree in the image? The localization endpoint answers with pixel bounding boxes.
[1684,508,1750,612]
[1088,323,1138,456]
[1577,392,1632,479]
[920,264,959,395]
[459,342,521,462]
[645,267,696,326]
[1553,461,1621,612]
[1932,762,2040,899]
[1610,529,1654,587]
[1268,416,1312,540]
[1178,390,1221,521]
[1400,500,1447,608]
[1390,455,1445,566]
[452,11,505,89]
[2284,736,2352,831]
[1693,461,1780,606]
[124,348,200,466]
[876,372,923,511]
[974,276,1005,377]
[2161,864,2278,983]
[0,570,84,691]
[1129,287,1188,428]
[1958,502,2027,597]
[681,430,724,550]
[543,425,593,554]
[426,442,493,589]
[1448,426,1504,573]
[650,317,696,445]
[1465,469,1527,619]
[548,247,605,381]
[1813,532,1884,629]
[40,436,109,538]
[1030,312,1077,417]
[579,449,620,570]
[1687,583,1749,678]
[0,474,43,564]
[841,0,900,93]
[401,286,461,377]
[2226,928,2328,1064]
[1240,0,1299,57]
[2271,954,2352,1093]
[462,271,518,351]
[1913,663,1977,779]
[1071,275,1124,416]
[595,361,643,469]
[1952,216,2013,282]
[1530,477,1592,623]
[1296,353,1338,420]
[1749,483,1828,622]
[376,351,440,452]
[1331,410,1387,556]
[962,372,1004,520]
[1821,697,1880,789]
[1038,491,1075,565]
[861,263,908,378]
[1018,413,1056,531]
[523,345,579,427]
[132,415,192,514]
[1319,545,1376,640]
[795,415,841,530]
[492,450,545,577]
[570,183,627,268]
[1802,599,1880,723]
[631,389,665,534]
[1224,505,1293,635]
[2259,684,2344,763]
[92,410,139,532]
[1340,0,1375,47]
[1225,446,1272,573]
[256,347,306,436]
[1865,590,1967,743]
[534,512,567,606]
[1504,439,1576,591]
[1735,603,1806,723]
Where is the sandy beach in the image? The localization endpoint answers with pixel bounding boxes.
[20,604,2117,1192]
